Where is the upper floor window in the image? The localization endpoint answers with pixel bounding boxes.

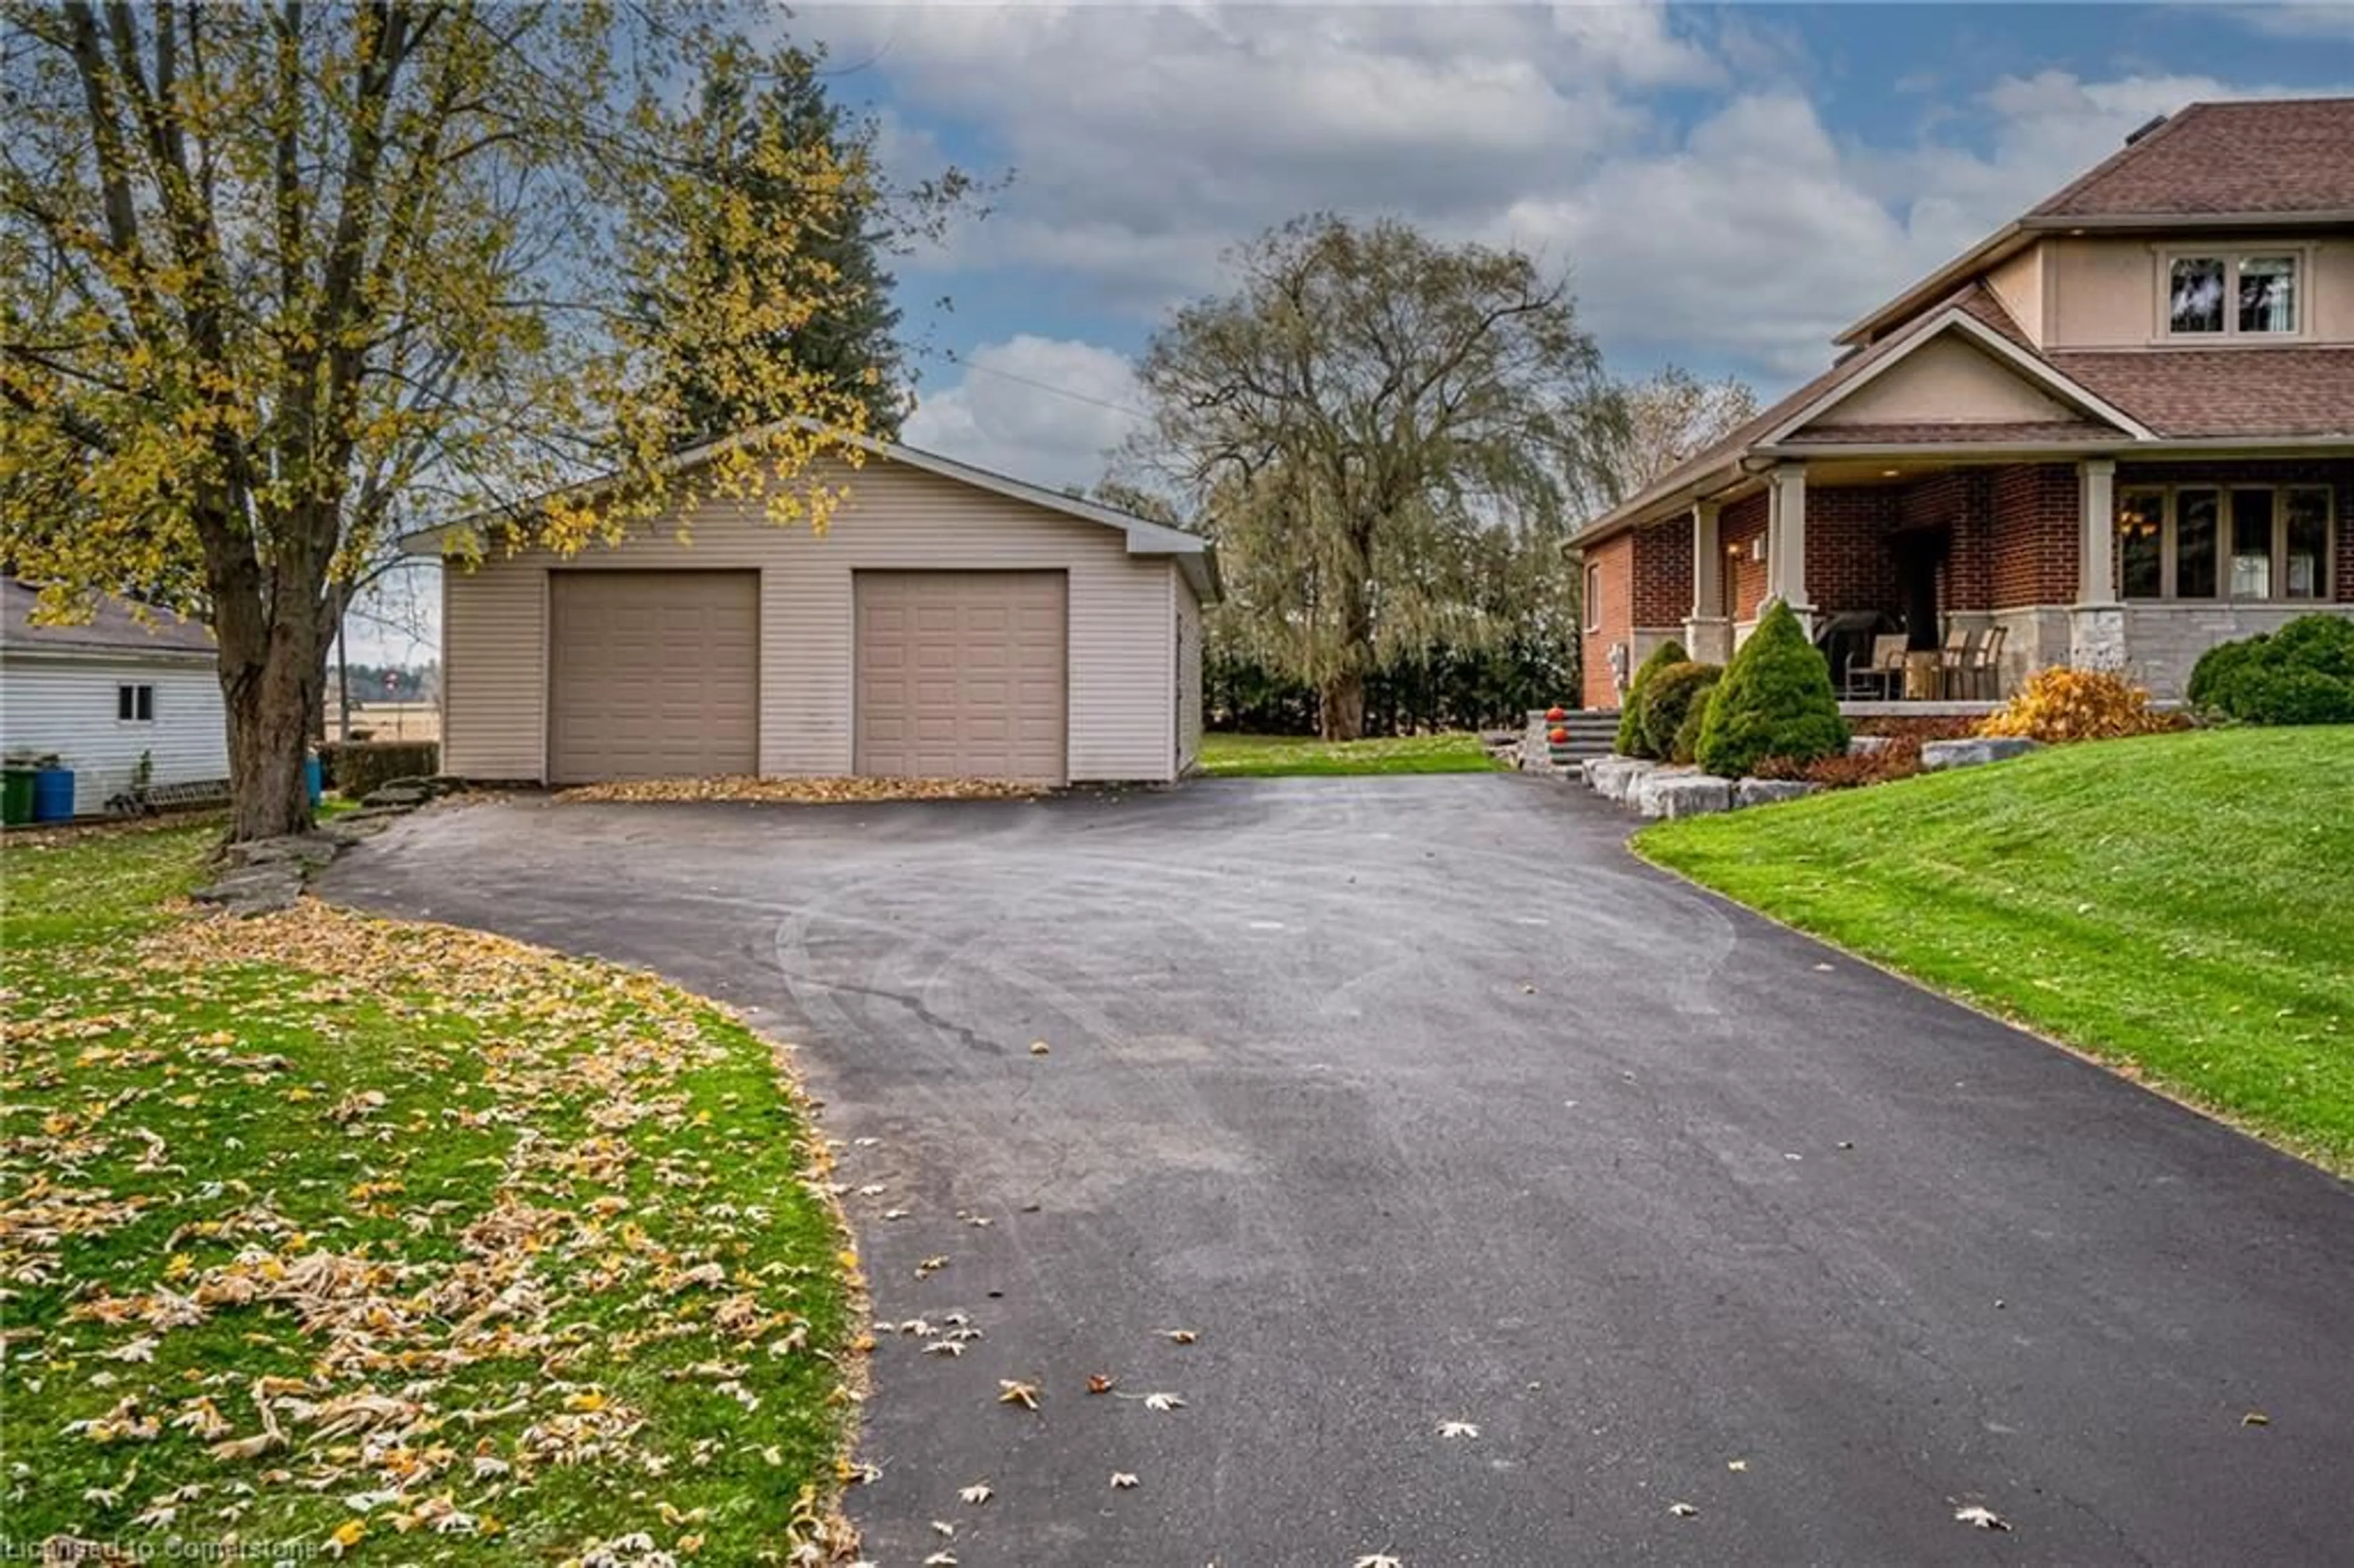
[2168,252,2299,337]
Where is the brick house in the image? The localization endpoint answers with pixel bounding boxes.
[1574,97,2354,710]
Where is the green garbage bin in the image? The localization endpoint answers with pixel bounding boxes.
[2,768,34,826]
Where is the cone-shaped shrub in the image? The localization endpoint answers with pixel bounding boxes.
[1693,601,1848,778]
[1639,661,1721,761]
[1613,637,1687,757]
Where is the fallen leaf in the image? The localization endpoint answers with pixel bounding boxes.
[1727,1459,1748,1472]
[1162,1329,1198,1345]
[1953,1504,2009,1531]
[1436,1420,1478,1440]
[1140,1391,1184,1412]
[2242,1411,2270,1427]
[1029,1041,1050,1056]
[1086,1372,1116,1395]
[1110,1472,1138,1490]
[997,1380,1040,1410]
[1668,1502,1699,1518]
[923,1552,958,1566]
[958,1482,992,1505]
[1354,1555,1403,1568]
[922,1341,966,1358]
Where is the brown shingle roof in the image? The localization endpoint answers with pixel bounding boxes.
[0,579,216,658]
[2049,348,2354,438]
[2030,98,2354,218]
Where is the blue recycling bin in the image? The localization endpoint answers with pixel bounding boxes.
[304,755,323,807]
[30,766,75,823]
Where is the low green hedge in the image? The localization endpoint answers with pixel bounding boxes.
[1640,661,1722,763]
[2188,614,2354,725]
[319,740,440,798]
[1615,639,1688,758]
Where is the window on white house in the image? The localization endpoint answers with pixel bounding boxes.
[2114,485,2334,601]
[2168,253,2299,337]
[116,683,154,722]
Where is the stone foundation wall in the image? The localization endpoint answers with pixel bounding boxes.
[2122,602,2354,698]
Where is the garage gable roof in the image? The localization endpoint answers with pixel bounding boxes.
[402,422,1219,600]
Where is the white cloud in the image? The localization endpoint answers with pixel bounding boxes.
[2231,2,2354,40]
[901,334,1144,492]
[804,6,2347,396]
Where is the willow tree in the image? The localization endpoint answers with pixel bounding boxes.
[0,2,877,840]
[1130,215,1617,739]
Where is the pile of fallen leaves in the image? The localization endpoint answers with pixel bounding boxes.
[555,775,1042,806]
[1,840,858,1566]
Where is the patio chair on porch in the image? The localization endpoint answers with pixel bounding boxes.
[1964,624,2007,699]
[1937,625,1979,699]
[1846,633,1908,699]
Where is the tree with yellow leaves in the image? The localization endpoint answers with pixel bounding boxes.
[0,2,897,840]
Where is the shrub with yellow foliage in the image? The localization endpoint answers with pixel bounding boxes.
[1978,666,2185,745]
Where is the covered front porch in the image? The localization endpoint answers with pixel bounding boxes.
[1646,451,2352,702]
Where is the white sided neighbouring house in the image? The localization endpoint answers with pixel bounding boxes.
[407,430,1218,788]
[0,579,229,815]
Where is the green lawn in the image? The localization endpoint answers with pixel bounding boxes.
[1638,727,2354,1173]
[1197,731,1508,777]
[1,822,856,1561]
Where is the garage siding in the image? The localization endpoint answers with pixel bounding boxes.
[1176,574,1203,772]
[440,457,1183,783]
[440,557,546,781]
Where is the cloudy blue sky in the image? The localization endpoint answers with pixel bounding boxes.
[354,2,2353,663]
[787,1,2354,489]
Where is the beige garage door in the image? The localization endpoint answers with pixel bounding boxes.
[855,571,1067,783]
[547,571,758,783]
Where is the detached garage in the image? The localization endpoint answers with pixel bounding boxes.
[413,432,1214,787]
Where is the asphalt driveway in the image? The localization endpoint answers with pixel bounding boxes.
[321,776,2354,1566]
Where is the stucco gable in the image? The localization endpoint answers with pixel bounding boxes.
[1797,334,2079,432]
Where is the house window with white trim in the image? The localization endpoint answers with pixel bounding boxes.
[116,683,154,723]
[2167,252,2299,337]
[2115,485,2333,600]
[1583,562,1602,633]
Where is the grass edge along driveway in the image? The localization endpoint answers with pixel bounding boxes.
[1196,731,1507,777]
[0,820,861,1563]
[1637,726,2354,1176]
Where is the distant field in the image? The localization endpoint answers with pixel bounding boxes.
[326,699,440,742]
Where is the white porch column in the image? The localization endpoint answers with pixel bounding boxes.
[2071,455,2125,670]
[1683,499,1731,663]
[1766,463,1814,634]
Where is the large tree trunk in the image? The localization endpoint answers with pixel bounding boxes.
[1320,671,1366,741]
[222,628,322,842]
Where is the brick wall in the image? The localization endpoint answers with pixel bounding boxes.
[1807,485,1902,613]
[1989,464,2079,609]
[1632,520,1693,626]
[1723,491,1768,619]
[1579,533,1632,710]
[1899,470,1991,614]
